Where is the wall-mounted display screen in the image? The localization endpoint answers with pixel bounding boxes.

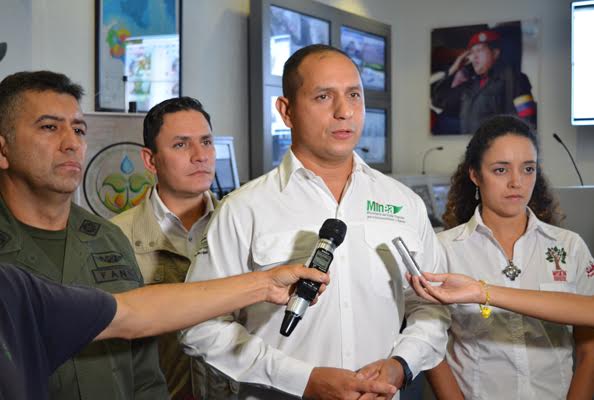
[572,1,594,125]
[432,183,450,221]
[341,26,386,91]
[95,0,181,112]
[211,137,240,199]
[124,34,179,112]
[269,5,330,76]
[356,108,386,164]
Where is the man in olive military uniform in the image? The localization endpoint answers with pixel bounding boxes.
[111,97,233,400]
[0,70,168,399]
[432,29,537,134]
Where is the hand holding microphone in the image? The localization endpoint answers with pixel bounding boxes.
[280,218,347,337]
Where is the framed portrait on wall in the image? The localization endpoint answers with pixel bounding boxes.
[94,0,182,112]
[430,19,539,135]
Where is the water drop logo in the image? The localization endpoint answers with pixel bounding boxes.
[84,142,155,218]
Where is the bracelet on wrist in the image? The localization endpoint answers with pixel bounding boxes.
[478,280,491,319]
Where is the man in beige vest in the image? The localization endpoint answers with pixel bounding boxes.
[112,96,229,399]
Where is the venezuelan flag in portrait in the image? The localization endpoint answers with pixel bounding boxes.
[514,94,537,126]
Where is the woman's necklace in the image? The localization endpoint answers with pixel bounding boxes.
[502,259,522,281]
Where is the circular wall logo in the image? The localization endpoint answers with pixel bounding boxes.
[83,142,155,219]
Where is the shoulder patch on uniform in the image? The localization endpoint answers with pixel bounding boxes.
[586,260,594,279]
[0,231,10,249]
[79,219,101,236]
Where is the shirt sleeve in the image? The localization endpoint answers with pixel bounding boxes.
[180,200,314,397]
[391,199,450,378]
[15,267,118,372]
[573,234,594,296]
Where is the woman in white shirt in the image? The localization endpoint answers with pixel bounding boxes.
[426,115,594,400]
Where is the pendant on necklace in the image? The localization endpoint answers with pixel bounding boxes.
[502,259,522,281]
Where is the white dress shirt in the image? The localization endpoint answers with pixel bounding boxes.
[181,150,449,399]
[151,188,215,262]
[439,207,594,399]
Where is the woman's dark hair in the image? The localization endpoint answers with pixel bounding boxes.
[442,115,562,229]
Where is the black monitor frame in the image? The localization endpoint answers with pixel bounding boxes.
[249,0,392,178]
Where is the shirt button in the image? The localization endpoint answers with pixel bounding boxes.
[149,241,155,247]
[343,302,350,309]
[135,240,141,247]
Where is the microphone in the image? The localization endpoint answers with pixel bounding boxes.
[280,218,347,337]
[553,133,584,186]
[421,146,444,175]
[356,146,370,153]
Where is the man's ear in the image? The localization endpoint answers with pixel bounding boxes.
[0,135,10,170]
[275,96,294,129]
[140,147,157,175]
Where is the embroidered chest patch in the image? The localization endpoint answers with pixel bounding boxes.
[366,200,405,223]
[91,251,140,284]
[586,261,594,278]
[546,246,567,282]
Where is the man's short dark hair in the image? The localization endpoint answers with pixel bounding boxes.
[143,96,212,152]
[0,70,84,140]
[282,44,358,102]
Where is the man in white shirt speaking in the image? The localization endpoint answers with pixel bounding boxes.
[181,44,449,399]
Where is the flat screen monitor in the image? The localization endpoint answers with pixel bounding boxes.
[124,34,180,112]
[432,183,450,222]
[395,175,451,229]
[211,137,240,199]
[356,108,387,164]
[269,5,330,76]
[340,26,386,91]
[572,1,594,125]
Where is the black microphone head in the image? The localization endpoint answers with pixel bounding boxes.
[319,219,347,246]
[437,146,444,150]
[553,133,562,143]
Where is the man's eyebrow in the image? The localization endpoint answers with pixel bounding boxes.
[172,133,213,141]
[72,118,88,129]
[34,115,88,129]
[34,114,63,124]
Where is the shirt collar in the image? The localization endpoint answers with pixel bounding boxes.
[150,186,215,227]
[151,186,175,225]
[278,149,375,192]
[454,206,557,241]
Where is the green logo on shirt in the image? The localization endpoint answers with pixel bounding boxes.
[366,200,403,215]
[366,200,405,222]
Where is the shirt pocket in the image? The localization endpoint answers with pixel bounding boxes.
[251,229,318,271]
[451,303,493,336]
[364,224,420,299]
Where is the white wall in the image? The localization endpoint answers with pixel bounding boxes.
[27,0,594,185]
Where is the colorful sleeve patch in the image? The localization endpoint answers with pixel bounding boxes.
[586,260,594,278]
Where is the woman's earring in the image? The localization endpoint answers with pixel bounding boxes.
[475,186,480,201]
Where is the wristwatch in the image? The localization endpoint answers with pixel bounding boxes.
[391,356,413,390]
